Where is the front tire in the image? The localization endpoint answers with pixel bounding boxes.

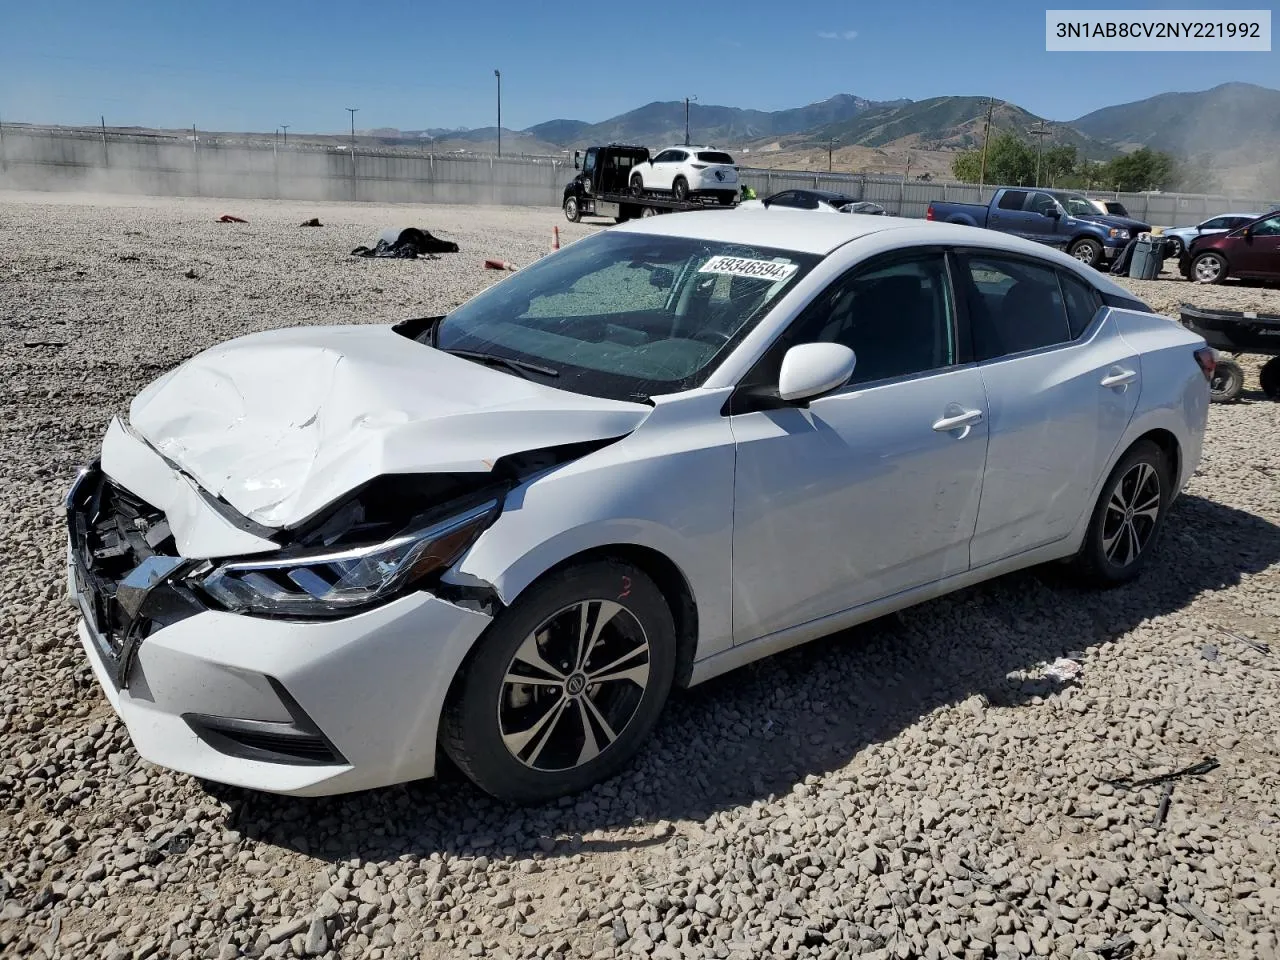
[563,196,581,223]
[1072,440,1171,587]
[440,560,676,804]
[672,177,689,202]
[1210,358,1245,402]
[1191,251,1227,284]
[1166,236,1184,259]
[630,174,645,198]
[1069,237,1103,268]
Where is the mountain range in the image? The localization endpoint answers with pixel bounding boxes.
[374,81,1280,195]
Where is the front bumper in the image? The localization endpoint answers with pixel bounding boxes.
[67,466,493,797]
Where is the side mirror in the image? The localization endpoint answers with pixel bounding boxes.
[1047,207,1062,219]
[777,343,856,403]
[573,151,581,170]
[1243,226,1253,238]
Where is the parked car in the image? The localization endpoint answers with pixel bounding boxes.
[68,212,1210,802]
[928,188,1152,268]
[1163,212,1264,258]
[1179,210,1280,284]
[1089,199,1132,218]
[629,146,739,204]
[739,189,886,215]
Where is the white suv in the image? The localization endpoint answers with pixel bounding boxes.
[630,146,739,204]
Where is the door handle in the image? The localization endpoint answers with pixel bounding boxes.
[932,409,984,432]
[1100,368,1138,389]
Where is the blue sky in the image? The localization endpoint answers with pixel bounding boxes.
[1,0,1274,133]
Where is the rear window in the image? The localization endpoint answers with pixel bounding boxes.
[697,151,735,164]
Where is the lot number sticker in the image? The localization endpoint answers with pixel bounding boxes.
[698,255,798,282]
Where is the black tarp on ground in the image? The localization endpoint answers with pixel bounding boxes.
[351,227,460,259]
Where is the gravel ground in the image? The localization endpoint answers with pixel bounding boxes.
[2,192,1279,960]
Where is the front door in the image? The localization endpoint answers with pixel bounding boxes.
[728,251,988,643]
[1232,214,1280,278]
[956,251,1141,567]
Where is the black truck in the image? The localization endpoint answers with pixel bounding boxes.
[562,144,738,223]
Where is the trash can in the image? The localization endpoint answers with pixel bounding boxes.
[1128,235,1162,280]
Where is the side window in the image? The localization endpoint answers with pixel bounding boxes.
[788,255,956,386]
[1058,271,1102,339]
[651,150,673,164]
[769,191,802,208]
[1200,217,1227,230]
[959,254,1071,360]
[669,150,688,164]
[997,190,1028,211]
[1025,192,1058,216]
[583,151,597,173]
[1250,215,1280,236]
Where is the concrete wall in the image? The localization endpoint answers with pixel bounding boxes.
[3,128,1277,227]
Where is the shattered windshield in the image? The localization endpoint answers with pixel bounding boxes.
[434,230,820,402]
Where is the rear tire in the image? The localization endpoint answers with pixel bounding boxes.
[630,175,645,198]
[640,206,661,218]
[1210,358,1245,402]
[1072,440,1171,587]
[672,177,689,202]
[440,560,676,804]
[1259,356,1280,400]
[563,197,581,223]
[1069,237,1103,268]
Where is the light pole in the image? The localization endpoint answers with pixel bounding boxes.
[281,123,289,144]
[494,70,502,157]
[1030,122,1050,187]
[684,95,697,146]
[828,137,839,172]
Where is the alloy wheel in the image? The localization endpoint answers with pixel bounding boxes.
[1101,462,1161,568]
[1193,255,1223,283]
[498,600,650,772]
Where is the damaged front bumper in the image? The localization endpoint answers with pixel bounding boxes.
[66,463,493,796]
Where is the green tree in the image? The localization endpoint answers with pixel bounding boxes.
[1098,147,1177,192]
[986,132,1037,186]
[1041,144,1078,186]
[951,150,982,182]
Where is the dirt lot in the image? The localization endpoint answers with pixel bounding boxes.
[1,192,1278,960]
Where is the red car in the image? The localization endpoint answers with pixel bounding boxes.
[1181,209,1280,284]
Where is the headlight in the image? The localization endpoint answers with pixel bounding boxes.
[198,499,499,617]
[1109,228,1130,240]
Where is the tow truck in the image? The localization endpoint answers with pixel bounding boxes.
[562,144,739,223]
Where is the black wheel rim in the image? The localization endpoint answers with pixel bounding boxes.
[498,600,650,772]
[1101,461,1161,568]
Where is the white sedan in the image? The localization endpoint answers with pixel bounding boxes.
[629,146,739,204]
[68,212,1210,802]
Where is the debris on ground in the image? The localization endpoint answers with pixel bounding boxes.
[1042,656,1083,682]
[299,218,323,227]
[183,267,199,279]
[1104,756,1220,791]
[217,214,248,223]
[1201,644,1220,661]
[22,340,68,349]
[1176,899,1227,941]
[1219,628,1272,655]
[351,227,459,259]
[484,258,518,271]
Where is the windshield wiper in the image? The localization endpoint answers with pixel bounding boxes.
[442,348,559,379]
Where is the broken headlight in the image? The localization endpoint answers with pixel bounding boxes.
[198,498,499,617]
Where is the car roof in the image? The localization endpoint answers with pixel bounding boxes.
[657,145,725,153]
[612,209,1140,297]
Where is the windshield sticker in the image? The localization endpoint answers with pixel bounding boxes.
[698,255,797,282]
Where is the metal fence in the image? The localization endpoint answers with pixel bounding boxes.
[2,126,1277,226]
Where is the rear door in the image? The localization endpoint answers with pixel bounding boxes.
[651,150,686,190]
[957,251,1142,567]
[986,190,1032,237]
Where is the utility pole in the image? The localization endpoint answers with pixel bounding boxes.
[828,137,839,172]
[684,95,697,146]
[1030,121,1050,187]
[346,107,358,145]
[978,97,996,195]
[494,70,502,157]
[100,115,109,167]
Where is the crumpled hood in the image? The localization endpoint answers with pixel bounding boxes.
[128,324,651,528]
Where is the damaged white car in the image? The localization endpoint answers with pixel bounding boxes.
[68,212,1210,802]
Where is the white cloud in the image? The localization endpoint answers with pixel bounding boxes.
[818,30,858,40]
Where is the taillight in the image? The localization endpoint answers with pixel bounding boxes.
[1194,347,1216,381]
[926,204,935,221]
[690,163,708,169]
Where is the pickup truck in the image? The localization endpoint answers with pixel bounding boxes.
[927,187,1151,268]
